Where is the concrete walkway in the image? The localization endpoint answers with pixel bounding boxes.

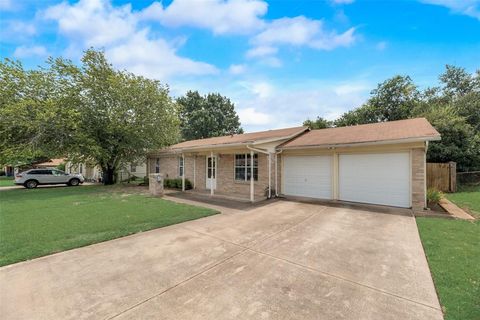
[0,200,443,320]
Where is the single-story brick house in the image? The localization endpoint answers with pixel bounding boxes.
[147,118,440,210]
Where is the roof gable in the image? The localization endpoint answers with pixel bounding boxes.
[170,126,308,150]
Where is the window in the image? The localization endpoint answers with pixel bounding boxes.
[130,164,136,173]
[52,170,65,176]
[155,158,160,173]
[235,153,258,181]
[178,157,184,177]
[79,164,83,174]
[29,170,51,175]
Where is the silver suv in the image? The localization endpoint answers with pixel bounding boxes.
[15,169,85,189]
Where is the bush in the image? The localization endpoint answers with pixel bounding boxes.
[57,163,66,171]
[0,170,5,176]
[427,188,443,204]
[164,178,192,190]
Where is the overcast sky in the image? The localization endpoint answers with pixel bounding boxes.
[1,0,479,131]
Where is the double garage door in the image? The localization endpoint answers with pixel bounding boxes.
[283,152,411,208]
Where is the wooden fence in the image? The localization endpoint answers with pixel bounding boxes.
[426,162,456,193]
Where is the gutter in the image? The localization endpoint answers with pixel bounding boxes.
[279,136,441,151]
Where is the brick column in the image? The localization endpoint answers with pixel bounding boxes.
[411,148,426,210]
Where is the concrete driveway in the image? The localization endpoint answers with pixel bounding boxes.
[0,199,443,320]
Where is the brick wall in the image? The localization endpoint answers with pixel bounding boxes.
[149,152,275,201]
[411,148,426,210]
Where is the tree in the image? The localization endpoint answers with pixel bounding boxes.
[423,106,480,171]
[69,50,179,184]
[0,50,180,184]
[334,75,419,127]
[440,65,477,98]
[178,91,243,140]
[0,59,78,166]
[302,65,480,171]
[303,116,332,129]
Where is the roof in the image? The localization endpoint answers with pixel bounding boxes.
[35,158,65,167]
[169,126,308,150]
[281,118,440,149]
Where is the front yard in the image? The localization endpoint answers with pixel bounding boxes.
[417,185,480,320]
[0,185,218,266]
[0,176,14,187]
[446,185,480,218]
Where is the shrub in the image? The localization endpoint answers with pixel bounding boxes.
[0,170,5,176]
[427,188,443,204]
[164,178,192,190]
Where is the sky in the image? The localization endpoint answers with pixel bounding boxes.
[1,0,479,132]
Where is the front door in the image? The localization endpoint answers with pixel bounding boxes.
[206,156,216,190]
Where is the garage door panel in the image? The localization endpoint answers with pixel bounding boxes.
[339,153,410,208]
[284,156,332,199]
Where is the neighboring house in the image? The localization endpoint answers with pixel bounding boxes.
[65,160,146,182]
[34,158,65,168]
[147,118,441,210]
[3,158,65,176]
[2,165,16,176]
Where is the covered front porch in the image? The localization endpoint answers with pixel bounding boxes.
[148,146,279,203]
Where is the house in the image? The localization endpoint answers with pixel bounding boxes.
[147,118,441,210]
[65,160,147,182]
[2,158,65,176]
[34,158,65,168]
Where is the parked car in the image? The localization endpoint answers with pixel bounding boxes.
[15,169,85,189]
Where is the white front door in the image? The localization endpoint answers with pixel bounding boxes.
[206,156,217,190]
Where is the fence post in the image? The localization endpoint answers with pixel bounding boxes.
[448,162,456,192]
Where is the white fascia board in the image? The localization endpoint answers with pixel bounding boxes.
[279,136,441,151]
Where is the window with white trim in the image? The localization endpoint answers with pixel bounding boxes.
[130,164,136,173]
[178,157,184,177]
[235,153,258,181]
[155,158,160,173]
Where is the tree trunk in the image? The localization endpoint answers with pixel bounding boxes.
[102,166,116,185]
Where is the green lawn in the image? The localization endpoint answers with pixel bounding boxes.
[447,185,480,218]
[0,176,14,187]
[417,212,479,319]
[0,185,218,266]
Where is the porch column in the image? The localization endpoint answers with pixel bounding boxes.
[210,151,214,196]
[275,153,278,196]
[333,152,338,200]
[193,155,196,189]
[268,153,271,198]
[181,153,185,192]
[250,150,254,202]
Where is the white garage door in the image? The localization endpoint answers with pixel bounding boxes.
[283,156,332,199]
[339,152,410,208]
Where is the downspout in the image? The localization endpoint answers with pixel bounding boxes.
[275,149,283,197]
[247,145,271,199]
[424,141,429,209]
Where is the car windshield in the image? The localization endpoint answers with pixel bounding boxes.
[52,170,65,175]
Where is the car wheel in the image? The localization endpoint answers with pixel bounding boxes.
[24,180,38,189]
[69,178,80,186]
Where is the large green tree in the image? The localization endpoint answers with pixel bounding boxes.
[304,65,480,171]
[0,50,180,184]
[177,90,243,140]
[0,59,78,166]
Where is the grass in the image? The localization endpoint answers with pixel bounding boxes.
[417,184,480,320]
[0,176,14,187]
[446,185,480,218]
[0,185,218,266]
